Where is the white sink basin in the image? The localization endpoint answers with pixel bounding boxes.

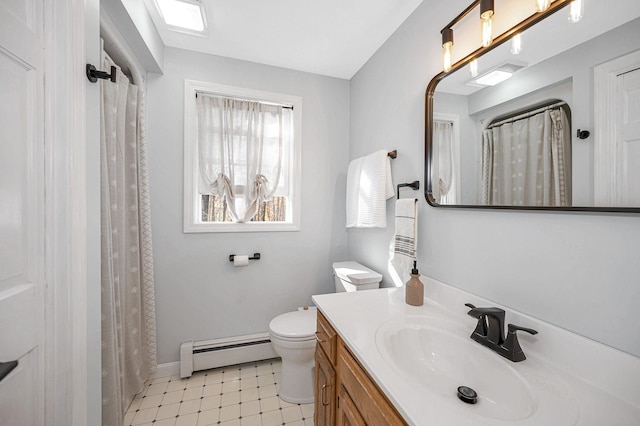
[375,315,579,423]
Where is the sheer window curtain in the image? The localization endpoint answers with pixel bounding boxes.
[432,120,458,204]
[101,52,157,426]
[480,107,571,206]
[196,94,287,222]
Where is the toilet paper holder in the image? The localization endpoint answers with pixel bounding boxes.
[228,253,261,262]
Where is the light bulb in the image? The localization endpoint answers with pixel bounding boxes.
[535,0,551,12]
[569,0,584,23]
[470,59,478,77]
[511,34,522,55]
[481,11,493,47]
[443,41,453,72]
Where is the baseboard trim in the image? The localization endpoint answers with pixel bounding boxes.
[152,362,180,379]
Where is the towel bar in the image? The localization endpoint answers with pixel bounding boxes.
[397,181,420,199]
[387,150,397,159]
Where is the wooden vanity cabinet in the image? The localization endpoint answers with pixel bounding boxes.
[315,311,407,426]
[315,344,336,425]
[315,311,338,426]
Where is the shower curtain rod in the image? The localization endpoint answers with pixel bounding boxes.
[100,13,145,87]
[487,101,568,129]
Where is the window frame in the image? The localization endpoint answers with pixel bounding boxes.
[183,80,302,233]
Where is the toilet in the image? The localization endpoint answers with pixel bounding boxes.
[269,261,382,403]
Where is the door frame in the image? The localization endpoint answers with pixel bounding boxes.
[593,49,640,205]
[43,1,100,425]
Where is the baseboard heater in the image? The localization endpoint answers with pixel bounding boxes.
[179,332,278,378]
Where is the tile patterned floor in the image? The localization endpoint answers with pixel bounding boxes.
[124,358,314,426]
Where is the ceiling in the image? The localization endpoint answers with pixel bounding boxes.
[143,0,424,79]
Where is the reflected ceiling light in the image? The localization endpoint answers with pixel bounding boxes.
[156,0,206,32]
[511,34,522,55]
[535,0,552,12]
[470,59,479,77]
[470,62,527,87]
[480,0,494,47]
[442,28,454,72]
[475,69,513,86]
[569,0,584,23]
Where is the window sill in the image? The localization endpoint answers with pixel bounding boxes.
[183,221,300,233]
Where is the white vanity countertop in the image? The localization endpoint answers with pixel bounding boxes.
[312,278,640,426]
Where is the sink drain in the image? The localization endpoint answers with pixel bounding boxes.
[457,386,478,404]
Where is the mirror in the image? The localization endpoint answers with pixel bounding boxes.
[425,0,640,212]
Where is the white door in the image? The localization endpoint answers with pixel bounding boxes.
[616,67,640,205]
[0,1,45,425]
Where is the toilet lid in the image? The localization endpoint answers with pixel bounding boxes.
[269,310,316,339]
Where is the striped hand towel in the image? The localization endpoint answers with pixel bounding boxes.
[391,198,418,272]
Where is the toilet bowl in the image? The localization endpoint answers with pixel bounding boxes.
[268,262,382,403]
[269,308,317,403]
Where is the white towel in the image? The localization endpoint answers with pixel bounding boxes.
[346,150,394,228]
[390,198,418,272]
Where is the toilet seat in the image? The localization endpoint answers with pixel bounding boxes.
[269,310,316,341]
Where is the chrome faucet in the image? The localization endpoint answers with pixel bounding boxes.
[465,303,538,362]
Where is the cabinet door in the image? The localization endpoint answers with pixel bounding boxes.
[315,344,336,426]
[337,385,366,426]
[337,343,407,426]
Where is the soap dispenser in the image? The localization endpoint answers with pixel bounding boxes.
[405,261,424,306]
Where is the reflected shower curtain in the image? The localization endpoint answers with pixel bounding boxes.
[101,54,157,426]
[480,107,571,206]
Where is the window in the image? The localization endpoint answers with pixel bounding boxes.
[184,80,301,232]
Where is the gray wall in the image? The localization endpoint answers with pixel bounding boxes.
[348,1,640,357]
[147,48,350,363]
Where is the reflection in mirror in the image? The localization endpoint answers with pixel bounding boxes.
[479,99,572,207]
[426,1,640,211]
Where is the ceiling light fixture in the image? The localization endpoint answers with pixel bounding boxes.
[474,69,513,86]
[156,0,206,33]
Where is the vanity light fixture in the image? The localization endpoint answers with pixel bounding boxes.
[535,0,552,13]
[155,0,207,33]
[568,0,584,23]
[469,59,479,77]
[480,0,494,47]
[438,0,568,76]
[511,34,522,55]
[442,27,454,72]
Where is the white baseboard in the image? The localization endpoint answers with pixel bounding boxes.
[152,362,180,379]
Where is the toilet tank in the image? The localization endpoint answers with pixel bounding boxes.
[332,261,382,293]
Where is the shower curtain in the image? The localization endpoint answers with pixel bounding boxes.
[100,54,157,426]
[480,107,571,206]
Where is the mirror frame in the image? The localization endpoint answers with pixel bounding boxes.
[424,0,640,213]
